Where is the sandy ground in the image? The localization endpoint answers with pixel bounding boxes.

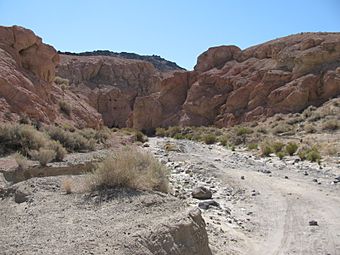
[147,137,340,255]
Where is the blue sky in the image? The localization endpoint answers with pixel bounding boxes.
[0,0,339,69]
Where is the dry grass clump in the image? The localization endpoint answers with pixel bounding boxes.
[202,134,217,144]
[298,146,322,163]
[304,124,317,133]
[54,76,70,86]
[14,153,29,170]
[134,130,148,143]
[47,141,67,161]
[0,124,49,155]
[86,147,169,193]
[247,143,258,150]
[59,100,72,116]
[30,148,56,166]
[322,119,339,131]
[62,178,73,194]
[260,142,273,157]
[285,142,298,156]
[218,135,229,146]
[155,127,167,137]
[47,126,96,152]
[272,124,294,135]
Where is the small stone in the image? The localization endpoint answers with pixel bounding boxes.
[198,200,220,210]
[142,143,150,147]
[309,220,318,226]
[192,186,212,200]
[14,190,29,204]
[312,179,318,182]
[285,176,289,179]
[241,176,245,180]
[304,171,309,176]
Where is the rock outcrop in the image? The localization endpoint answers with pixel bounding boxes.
[0,25,102,128]
[132,33,340,131]
[57,54,174,127]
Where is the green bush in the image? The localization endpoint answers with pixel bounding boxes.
[0,124,48,156]
[155,128,167,137]
[173,133,184,140]
[236,127,253,136]
[260,143,273,157]
[47,127,95,152]
[298,146,321,163]
[203,134,217,144]
[135,131,148,143]
[272,142,285,153]
[285,142,298,156]
[247,143,258,150]
[167,126,181,137]
[218,135,228,146]
[276,151,286,160]
[306,149,321,163]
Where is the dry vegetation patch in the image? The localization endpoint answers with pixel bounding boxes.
[86,147,169,193]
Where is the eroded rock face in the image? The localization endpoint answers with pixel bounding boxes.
[57,54,170,127]
[0,26,102,128]
[132,33,340,131]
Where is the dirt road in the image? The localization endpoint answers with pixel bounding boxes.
[147,137,340,255]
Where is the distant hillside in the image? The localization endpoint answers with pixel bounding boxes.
[58,50,185,72]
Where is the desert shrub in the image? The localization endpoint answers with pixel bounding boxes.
[79,127,111,143]
[298,146,321,163]
[62,178,73,194]
[276,151,286,160]
[247,143,258,150]
[260,143,273,157]
[59,100,72,116]
[272,124,293,135]
[31,148,56,166]
[322,120,339,131]
[256,127,268,134]
[173,133,184,140]
[285,142,298,156]
[306,149,321,163]
[86,147,169,193]
[286,116,303,125]
[218,135,228,146]
[167,126,181,137]
[14,153,29,170]
[47,141,67,161]
[155,127,167,137]
[54,76,69,86]
[304,124,317,133]
[0,124,48,156]
[47,127,95,152]
[203,134,217,144]
[272,142,285,153]
[183,133,193,140]
[135,131,148,143]
[235,127,253,136]
[19,114,30,124]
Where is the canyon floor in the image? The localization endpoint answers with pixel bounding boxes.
[1,136,340,255]
[147,137,340,255]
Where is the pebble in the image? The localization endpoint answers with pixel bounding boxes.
[309,220,318,226]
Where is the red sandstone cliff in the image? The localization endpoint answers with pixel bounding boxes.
[131,33,340,131]
[0,26,102,128]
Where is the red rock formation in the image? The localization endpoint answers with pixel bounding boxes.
[57,54,172,127]
[0,25,102,128]
[132,33,340,131]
